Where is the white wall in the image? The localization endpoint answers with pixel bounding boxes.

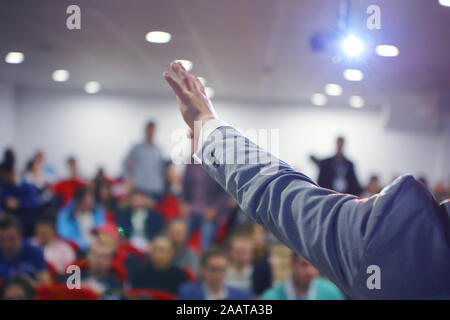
[0,83,16,152]
[14,89,449,188]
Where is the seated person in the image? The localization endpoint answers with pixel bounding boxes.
[115,189,164,251]
[0,275,35,300]
[261,253,344,300]
[57,187,106,251]
[32,216,77,274]
[129,236,187,295]
[225,233,255,292]
[79,241,123,295]
[178,247,253,300]
[0,215,50,285]
[165,219,199,274]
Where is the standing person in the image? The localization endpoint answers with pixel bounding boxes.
[163,61,450,299]
[310,136,362,196]
[123,121,166,200]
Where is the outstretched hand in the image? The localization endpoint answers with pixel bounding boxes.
[164,61,217,134]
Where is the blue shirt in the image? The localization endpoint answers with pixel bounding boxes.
[0,240,48,280]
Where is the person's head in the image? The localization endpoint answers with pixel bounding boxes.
[201,247,228,291]
[149,236,174,270]
[129,189,149,210]
[0,276,35,300]
[336,136,345,155]
[66,156,78,176]
[0,215,23,258]
[95,181,112,203]
[35,216,58,246]
[34,151,44,166]
[88,241,116,277]
[166,219,188,249]
[145,121,156,142]
[227,233,255,269]
[250,223,267,253]
[291,253,319,289]
[94,223,120,250]
[74,187,95,212]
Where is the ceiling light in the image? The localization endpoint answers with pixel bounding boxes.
[205,87,215,99]
[176,59,193,71]
[349,96,365,108]
[341,35,364,57]
[376,45,399,57]
[5,52,24,64]
[52,69,70,82]
[311,93,327,106]
[84,81,101,94]
[145,31,172,44]
[439,0,450,7]
[325,84,343,96]
[343,69,364,81]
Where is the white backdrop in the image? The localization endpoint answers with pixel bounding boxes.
[10,88,449,188]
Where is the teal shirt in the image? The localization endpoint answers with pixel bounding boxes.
[261,276,344,300]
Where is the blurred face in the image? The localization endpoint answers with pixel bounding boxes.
[3,284,28,300]
[35,224,56,245]
[292,256,319,288]
[67,159,77,173]
[202,255,228,290]
[336,138,344,153]
[99,184,111,202]
[130,192,147,210]
[78,193,95,211]
[88,243,114,275]
[251,224,266,250]
[145,124,156,142]
[150,238,174,269]
[229,237,254,268]
[167,221,188,247]
[0,227,22,257]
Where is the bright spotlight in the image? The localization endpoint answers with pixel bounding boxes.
[84,81,101,94]
[439,0,450,7]
[311,93,327,106]
[341,35,364,57]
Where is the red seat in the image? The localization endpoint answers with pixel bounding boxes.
[182,267,197,282]
[126,288,176,300]
[35,283,99,300]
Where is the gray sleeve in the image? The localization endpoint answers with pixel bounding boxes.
[198,126,377,295]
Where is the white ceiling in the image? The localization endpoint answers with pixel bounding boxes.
[0,0,450,109]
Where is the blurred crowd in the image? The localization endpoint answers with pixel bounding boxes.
[0,122,448,300]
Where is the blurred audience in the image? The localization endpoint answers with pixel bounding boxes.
[361,175,382,198]
[80,241,123,295]
[129,236,188,295]
[166,218,199,274]
[178,247,252,300]
[32,216,76,274]
[0,136,447,300]
[115,189,163,251]
[261,253,344,300]
[0,275,35,300]
[225,233,255,292]
[57,187,106,251]
[0,215,50,284]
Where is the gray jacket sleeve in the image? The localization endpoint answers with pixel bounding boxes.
[193,123,450,299]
